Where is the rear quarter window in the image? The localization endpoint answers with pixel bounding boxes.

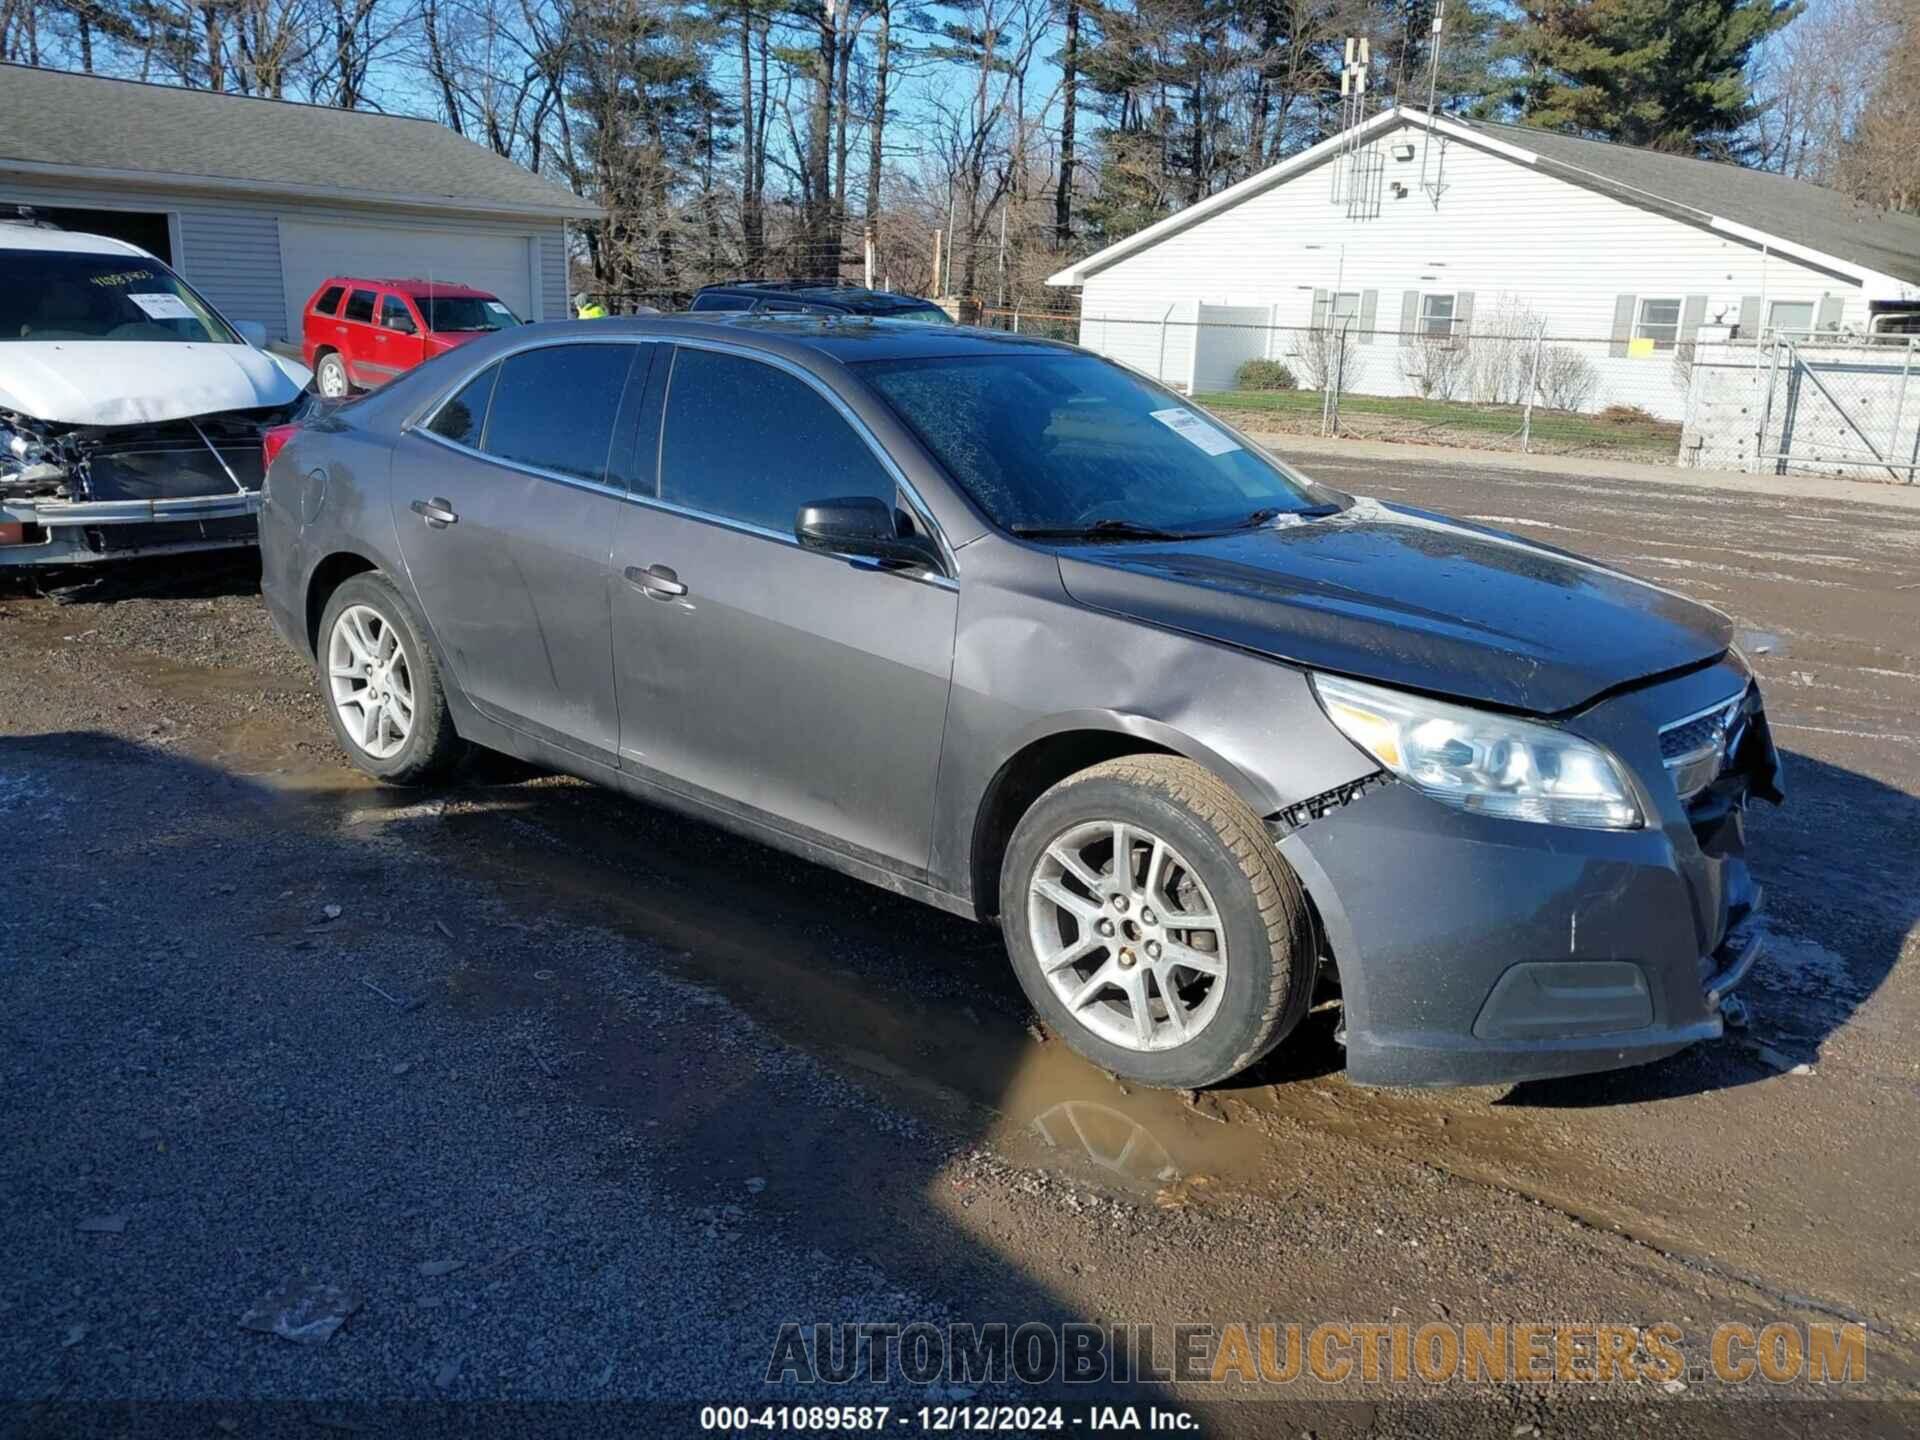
[314,285,345,316]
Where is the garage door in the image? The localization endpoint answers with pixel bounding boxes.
[278,219,537,339]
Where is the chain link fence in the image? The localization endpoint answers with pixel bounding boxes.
[978,307,1918,483]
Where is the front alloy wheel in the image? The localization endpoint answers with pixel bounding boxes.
[1001,755,1317,1089]
[1027,821,1229,1051]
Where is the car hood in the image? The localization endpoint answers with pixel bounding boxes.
[1054,497,1733,715]
[0,342,309,426]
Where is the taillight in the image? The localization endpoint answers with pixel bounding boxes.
[262,423,300,471]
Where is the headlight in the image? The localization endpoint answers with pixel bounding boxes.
[1311,673,1643,831]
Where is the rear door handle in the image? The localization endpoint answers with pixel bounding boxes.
[411,497,458,527]
[624,563,687,599]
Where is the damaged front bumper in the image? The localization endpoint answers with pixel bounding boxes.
[1277,658,1783,1088]
[1,406,293,567]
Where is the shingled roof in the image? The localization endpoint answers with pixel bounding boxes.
[1453,114,1920,289]
[0,63,598,220]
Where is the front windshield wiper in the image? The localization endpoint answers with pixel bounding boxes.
[1223,503,1342,530]
[1010,518,1194,542]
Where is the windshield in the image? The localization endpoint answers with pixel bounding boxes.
[1,248,240,344]
[858,351,1321,534]
[421,295,518,332]
[872,304,952,325]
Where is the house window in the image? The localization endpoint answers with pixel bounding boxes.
[1769,300,1816,336]
[1419,293,1456,338]
[1635,298,1683,349]
[1328,291,1361,329]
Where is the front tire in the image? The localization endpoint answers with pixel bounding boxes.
[1001,756,1316,1089]
[317,572,463,784]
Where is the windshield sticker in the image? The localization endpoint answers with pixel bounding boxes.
[1150,407,1241,457]
[485,301,513,315]
[127,292,198,321]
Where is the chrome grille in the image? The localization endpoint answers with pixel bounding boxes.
[1659,691,1747,800]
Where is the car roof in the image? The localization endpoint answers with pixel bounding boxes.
[697,282,945,314]
[525,312,1073,366]
[324,276,496,299]
[0,224,150,258]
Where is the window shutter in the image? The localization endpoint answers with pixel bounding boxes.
[1680,295,1708,345]
[1610,294,1637,357]
[1311,288,1330,331]
[1454,291,1475,336]
[1358,289,1379,344]
[1399,290,1419,346]
[1737,295,1761,339]
[1815,294,1845,333]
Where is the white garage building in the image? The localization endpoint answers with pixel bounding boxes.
[0,64,597,343]
[1048,108,1920,418]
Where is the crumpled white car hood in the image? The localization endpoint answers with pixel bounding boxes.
[0,342,311,426]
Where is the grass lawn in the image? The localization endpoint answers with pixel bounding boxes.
[1194,388,1683,457]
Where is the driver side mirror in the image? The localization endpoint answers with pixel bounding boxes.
[795,496,941,571]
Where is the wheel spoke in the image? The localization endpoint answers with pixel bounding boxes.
[376,622,398,663]
[1142,839,1168,905]
[1161,939,1224,977]
[1040,930,1103,973]
[1169,907,1221,935]
[1154,966,1188,1039]
[361,697,382,749]
[1066,960,1117,1011]
[1122,971,1154,1046]
[330,660,363,679]
[1034,877,1103,925]
[1046,843,1105,893]
[1111,822,1132,891]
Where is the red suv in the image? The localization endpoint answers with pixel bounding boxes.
[301,277,520,398]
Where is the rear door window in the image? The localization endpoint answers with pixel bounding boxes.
[343,289,376,324]
[315,285,345,316]
[689,292,754,312]
[426,365,498,448]
[659,346,894,533]
[481,343,637,483]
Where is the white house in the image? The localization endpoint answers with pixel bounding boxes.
[0,64,599,344]
[1046,108,1920,419]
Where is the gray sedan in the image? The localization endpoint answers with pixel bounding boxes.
[258,316,1781,1089]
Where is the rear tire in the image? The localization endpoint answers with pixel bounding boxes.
[1001,755,1316,1089]
[317,571,463,785]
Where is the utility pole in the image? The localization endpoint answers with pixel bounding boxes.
[930,229,943,296]
[864,227,874,289]
[996,206,1008,307]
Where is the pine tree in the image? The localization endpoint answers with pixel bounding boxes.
[1498,0,1800,157]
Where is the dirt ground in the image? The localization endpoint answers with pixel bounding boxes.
[2,451,1916,1435]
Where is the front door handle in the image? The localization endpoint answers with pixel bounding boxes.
[624,563,687,599]
[411,497,458,528]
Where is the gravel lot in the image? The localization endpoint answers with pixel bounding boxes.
[2,451,1917,1434]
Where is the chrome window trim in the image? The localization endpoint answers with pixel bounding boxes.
[411,333,662,434]
[405,331,958,581]
[413,427,630,503]
[659,336,957,577]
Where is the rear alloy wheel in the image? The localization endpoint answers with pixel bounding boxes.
[1002,756,1316,1089]
[317,572,462,784]
[316,352,350,399]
